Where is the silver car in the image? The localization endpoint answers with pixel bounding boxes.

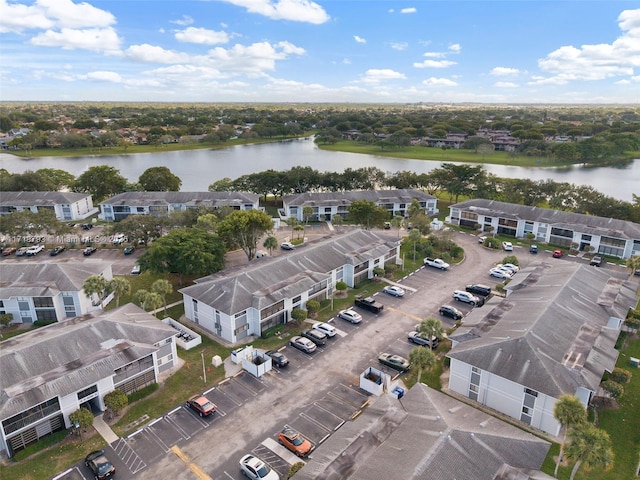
[338,309,362,324]
[290,336,317,353]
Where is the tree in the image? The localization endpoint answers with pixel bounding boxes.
[83,275,110,309]
[601,380,624,400]
[348,200,389,229]
[208,177,235,191]
[133,290,163,315]
[73,165,128,202]
[408,346,436,382]
[553,394,587,477]
[417,318,445,349]
[290,308,307,324]
[151,279,173,316]
[69,407,94,434]
[139,166,182,191]
[109,277,131,308]
[139,228,225,285]
[217,210,274,262]
[109,214,163,245]
[263,235,278,255]
[103,389,128,417]
[306,300,320,317]
[565,424,614,480]
[36,168,76,190]
[406,199,423,219]
[625,255,640,278]
[0,313,13,328]
[302,206,314,223]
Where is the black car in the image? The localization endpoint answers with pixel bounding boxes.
[81,223,94,230]
[590,255,603,267]
[50,246,65,256]
[465,284,491,298]
[301,328,327,346]
[85,449,116,479]
[265,349,289,367]
[123,246,135,255]
[83,246,97,256]
[439,305,463,320]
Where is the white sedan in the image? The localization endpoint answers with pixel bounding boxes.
[313,322,337,337]
[239,454,280,480]
[382,285,405,297]
[489,268,512,279]
[338,309,362,324]
[502,241,513,251]
[497,263,519,273]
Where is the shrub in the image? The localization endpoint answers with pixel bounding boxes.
[610,367,632,384]
[502,255,519,265]
[373,267,385,277]
[128,383,159,403]
[69,407,93,432]
[0,313,13,328]
[601,380,624,399]
[306,300,320,315]
[335,281,348,292]
[287,462,305,479]
[104,389,128,416]
[485,237,501,249]
[290,308,308,322]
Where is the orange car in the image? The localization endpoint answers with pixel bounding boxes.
[185,395,216,417]
[278,427,312,457]
[552,249,564,258]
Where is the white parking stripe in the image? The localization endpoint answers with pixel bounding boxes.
[261,437,305,466]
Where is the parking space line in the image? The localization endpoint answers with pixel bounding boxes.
[386,306,423,322]
[170,445,213,480]
[113,437,147,474]
[299,412,332,433]
[261,437,304,466]
[313,402,347,427]
[165,411,196,437]
[146,427,171,452]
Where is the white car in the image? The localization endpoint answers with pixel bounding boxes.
[280,242,295,250]
[496,263,519,273]
[239,454,280,480]
[26,244,44,256]
[489,268,512,279]
[453,290,480,305]
[131,264,141,275]
[338,309,362,324]
[313,322,337,337]
[478,235,487,244]
[502,241,513,251]
[382,285,405,297]
[289,336,317,354]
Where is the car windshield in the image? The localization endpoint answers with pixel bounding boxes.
[256,464,270,477]
[291,435,304,446]
[96,458,112,474]
[201,401,214,410]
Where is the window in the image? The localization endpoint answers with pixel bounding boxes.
[520,388,538,425]
[460,211,478,221]
[77,385,98,401]
[469,367,481,401]
[33,297,54,308]
[261,300,284,319]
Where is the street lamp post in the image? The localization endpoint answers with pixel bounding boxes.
[201,350,206,383]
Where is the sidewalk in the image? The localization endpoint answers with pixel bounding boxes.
[93,413,119,445]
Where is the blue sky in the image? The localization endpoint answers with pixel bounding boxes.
[1,0,639,103]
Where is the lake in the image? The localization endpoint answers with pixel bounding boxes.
[1,138,637,201]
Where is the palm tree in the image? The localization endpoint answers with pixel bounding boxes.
[553,394,587,477]
[417,318,445,349]
[133,290,163,317]
[625,254,640,278]
[263,235,278,255]
[293,224,304,240]
[109,277,131,308]
[565,424,614,480]
[151,279,173,316]
[408,346,436,384]
[133,289,150,311]
[83,275,109,309]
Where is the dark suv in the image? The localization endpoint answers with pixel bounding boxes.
[439,305,463,320]
[85,449,116,479]
[465,284,491,298]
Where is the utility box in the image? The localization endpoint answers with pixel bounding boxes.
[630,357,639,368]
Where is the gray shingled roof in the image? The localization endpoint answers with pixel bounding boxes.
[283,189,435,207]
[0,303,176,420]
[295,383,550,480]
[101,191,259,208]
[448,262,636,397]
[0,191,91,206]
[181,229,399,314]
[0,263,111,298]
[451,199,640,239]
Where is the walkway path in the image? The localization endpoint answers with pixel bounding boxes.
[93,413,119,444]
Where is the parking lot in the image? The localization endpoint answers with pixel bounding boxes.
[49,230,632,479]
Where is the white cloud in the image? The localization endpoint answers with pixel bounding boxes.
[414,59,456,68]
[360,68,406,84]
[30,27,122,54]
[85,70,122,83]
[389,42,408,51]
[170,15,194,26]
[342,58,351,64]
[422,77,457,86]
[448,43,461,53]
[537,8,640,82]
[422,52,445,58]
[494,81,518,88]
[125,44,193,64]
[401,7,416,14]
[218,0,329,24]
[354,35,366,44]
[175,27,229,45]
[490,67,520,76]
[0,0,115,33]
